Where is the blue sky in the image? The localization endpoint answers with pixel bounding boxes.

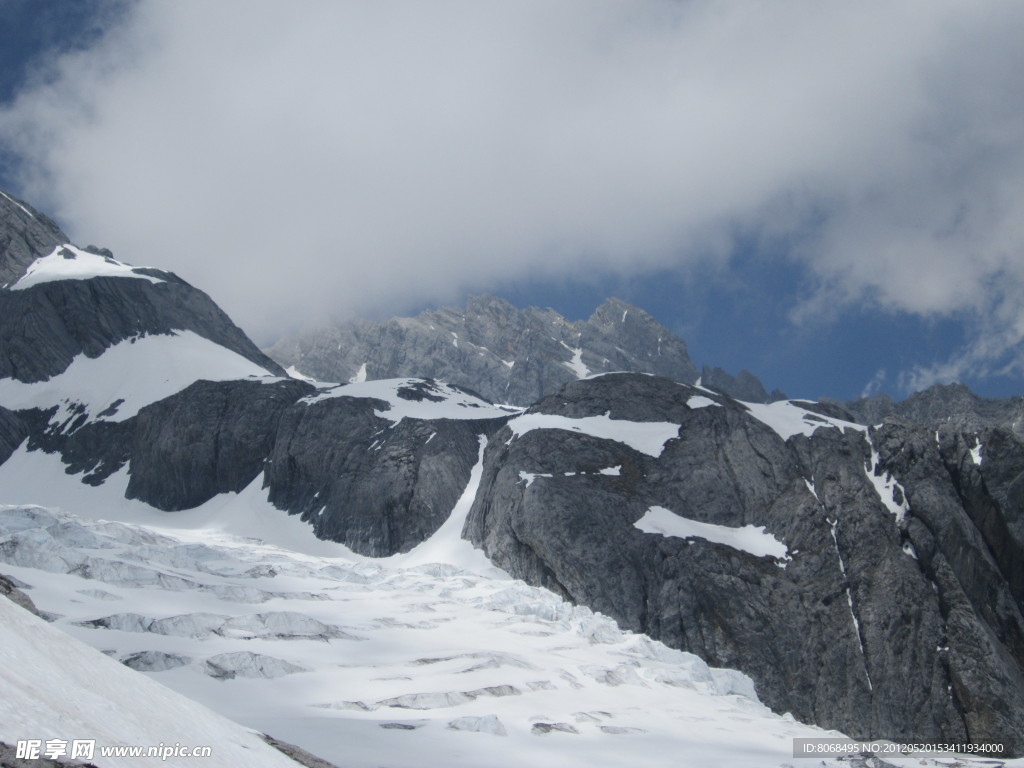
[2,1,1023,402]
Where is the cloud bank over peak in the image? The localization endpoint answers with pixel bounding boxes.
[2,1,1023,392]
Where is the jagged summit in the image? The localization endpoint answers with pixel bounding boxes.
[267,294,706,405]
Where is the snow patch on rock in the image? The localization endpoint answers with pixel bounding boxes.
[634,506,789,561]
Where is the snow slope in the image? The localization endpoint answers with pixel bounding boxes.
[0,330,276,426]
[9,243,164,290]
[0,593,306,768]
[741,399,864,440]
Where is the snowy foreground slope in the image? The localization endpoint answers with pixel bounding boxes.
[0,596,305,768]
[0,454,1018,768]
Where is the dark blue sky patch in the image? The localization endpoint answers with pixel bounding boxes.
[0,0,126,105]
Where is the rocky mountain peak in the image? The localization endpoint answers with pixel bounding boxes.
[267,293,702,405]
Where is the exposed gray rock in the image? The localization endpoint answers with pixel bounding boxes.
[16,374,511,557]
[260,734,342,768]
[0,405,28,465]
[464,373,1024,753]
[837,382,1024,436]
[120,650,191,672]
[0,572,41,616]
[264,389,509,555]
[700,365,785,403]
[125,378,314,510]
[0,272,284,384]
[0,189,67,288]
[1,192,283,383]
[266,294,699,405]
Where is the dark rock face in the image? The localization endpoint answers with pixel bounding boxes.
[0,189,67,288]
[464,373,1024,752]
[125,378,315,510]
[266,294,699,405]
[0,271,284,383]
[874,422,1024,745]
[0,406,29,465]
[20,374,510,557]
[1,192,283,382]
[265,393,508,555]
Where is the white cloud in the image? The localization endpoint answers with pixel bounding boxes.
[898,294,1024,392]
[2,0,1023,387]
[860,369,887,400]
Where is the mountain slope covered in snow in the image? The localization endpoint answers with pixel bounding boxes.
[0,581,318,768]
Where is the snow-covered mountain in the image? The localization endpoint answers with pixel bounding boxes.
[2,187,1024,764]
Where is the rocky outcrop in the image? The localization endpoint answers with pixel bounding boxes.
[0,269,284,383]
[19,373,511,557]
[264,384,510,555]
[837,382,1024,436]
[0,189,67,288]
[699,365,785,403]
[125,378,314,510]
[261,735,342,768]
[1,193,283,383]
[463,373,1024,752]
[1,573,41,617]
[266,294,699,405]
[0,406,28,465]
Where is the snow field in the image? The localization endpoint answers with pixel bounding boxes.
[10,243,164,290]
[0,330,275,426]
